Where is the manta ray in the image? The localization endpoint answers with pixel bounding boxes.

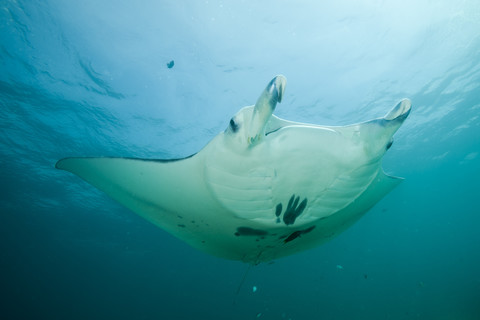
[56,75,411,264]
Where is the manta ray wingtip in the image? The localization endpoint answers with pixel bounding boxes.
[55,158,67,170]
[384,98,412,121]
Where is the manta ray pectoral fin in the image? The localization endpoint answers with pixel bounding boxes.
[351,169,403,215]
[55,156,209,234]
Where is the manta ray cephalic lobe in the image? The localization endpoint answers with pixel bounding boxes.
[56,75,411,264]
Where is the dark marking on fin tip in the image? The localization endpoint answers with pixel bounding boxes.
[386,139,393,150]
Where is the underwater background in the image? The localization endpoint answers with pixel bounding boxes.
[1,0,479,319]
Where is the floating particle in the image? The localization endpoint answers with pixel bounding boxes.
[252,286,257,293]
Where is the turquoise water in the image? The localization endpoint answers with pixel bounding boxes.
[1,1,479,319]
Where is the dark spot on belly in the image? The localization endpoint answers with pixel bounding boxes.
[283,196,308,225]
[234,227,269,236]
[283,226,316,243]
[303,226,315,234]
[275,203,282,217]
[275,194,308,225]
[284,231,302,243]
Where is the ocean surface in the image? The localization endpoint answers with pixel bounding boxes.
[1,1,479,319]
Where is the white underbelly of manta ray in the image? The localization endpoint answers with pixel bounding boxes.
[56,75,411,264]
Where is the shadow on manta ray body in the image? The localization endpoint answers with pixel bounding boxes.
[56,75,411,265]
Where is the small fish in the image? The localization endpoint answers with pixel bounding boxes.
[166,60,174,68]
[256,313,262,318]
[252,286,257,293]
[336,265,343,270]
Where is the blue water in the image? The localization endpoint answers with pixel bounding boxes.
[1,1,480,319]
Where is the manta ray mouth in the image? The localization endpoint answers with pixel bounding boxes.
[265,128,282,136]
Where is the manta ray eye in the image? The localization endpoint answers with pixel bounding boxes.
[229,118,239,133]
